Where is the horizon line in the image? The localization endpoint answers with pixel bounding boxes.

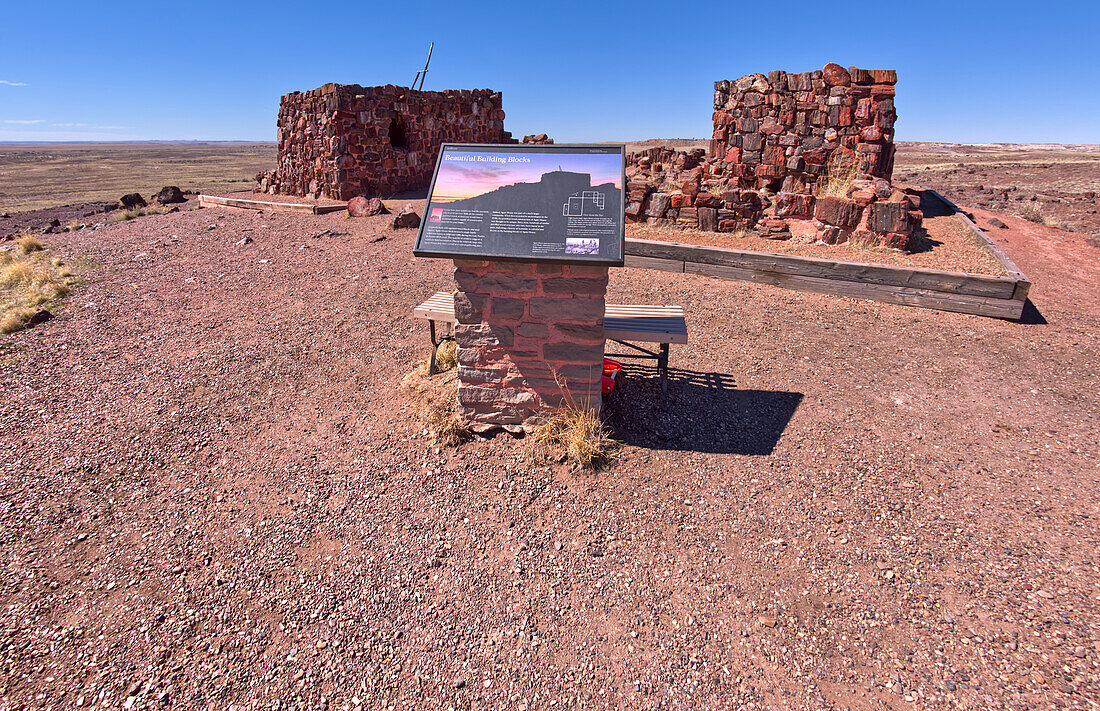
[2,139,1100,148]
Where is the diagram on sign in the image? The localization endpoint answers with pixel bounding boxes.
[563,190,606,217]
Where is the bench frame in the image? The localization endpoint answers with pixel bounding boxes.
[415,292,686,400]
[605,339,671,397]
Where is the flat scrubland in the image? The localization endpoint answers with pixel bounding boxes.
[0,143,1098,710]
[894,142,1100,236]
[0,142,276,213]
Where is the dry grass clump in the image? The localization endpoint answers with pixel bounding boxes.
[15,234,44,255]
[108,204,171,224]
[430,340,457,374]
[527,377,620,471]
[818,150,858,199]
[423,382,470,447]
[1,243,73,334]
[409,339,457,378]
[1016,202,1046,225]
[527,403,620,471]
[400,364,470,447]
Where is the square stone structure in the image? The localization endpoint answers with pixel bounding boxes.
[264,83,513,200]
[452,260,608,433]
[711,64,898,195]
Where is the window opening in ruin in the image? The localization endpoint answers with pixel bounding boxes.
[389,117,408,149]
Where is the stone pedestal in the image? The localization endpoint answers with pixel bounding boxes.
[452,259,608,433]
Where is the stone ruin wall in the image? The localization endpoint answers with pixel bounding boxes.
[257,84,513,201]
[626,64,923,250]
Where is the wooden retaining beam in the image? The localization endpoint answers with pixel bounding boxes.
[624,205,1031,320]
[198,194,347,215]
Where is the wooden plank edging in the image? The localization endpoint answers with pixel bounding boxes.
[198,194,347,215]
[625,237,1017,298]
[623,230,1028,319]
[926,190,1031,302]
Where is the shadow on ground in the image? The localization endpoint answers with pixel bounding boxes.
[605,365,802,456]
[1018,298,1048,325]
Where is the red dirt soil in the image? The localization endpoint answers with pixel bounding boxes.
[1,196,1098,710]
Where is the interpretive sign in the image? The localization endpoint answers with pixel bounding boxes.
[413,143,625,265]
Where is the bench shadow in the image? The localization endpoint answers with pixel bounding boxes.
[604,365,802,456]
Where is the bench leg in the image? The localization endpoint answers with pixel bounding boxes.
[429,320,441,375]
[658,343,670,402]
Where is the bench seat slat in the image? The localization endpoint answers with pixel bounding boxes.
[415,290,687,344]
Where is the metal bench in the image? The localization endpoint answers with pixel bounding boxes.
[413,291,688,396]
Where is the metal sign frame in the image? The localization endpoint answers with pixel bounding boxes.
[413,142,626,266]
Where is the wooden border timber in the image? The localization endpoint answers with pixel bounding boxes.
[926,190,1032,302]
[197,194,347,215]
[624,204,1031,320]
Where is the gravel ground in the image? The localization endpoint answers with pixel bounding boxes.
[1,198,1097,710]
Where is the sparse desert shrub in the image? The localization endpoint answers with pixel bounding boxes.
[410,339,457,377]
[527,401,620,471]
[1017,202,1046,224]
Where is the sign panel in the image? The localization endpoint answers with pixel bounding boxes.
[413,143,625,265]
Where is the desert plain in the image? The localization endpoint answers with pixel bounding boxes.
[0,141,1098,710]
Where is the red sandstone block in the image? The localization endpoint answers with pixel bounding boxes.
[529,297,603,321]
[543,277,608,295]
[694,193,722,208]
[871,85,896,99]
[543,342,604,362]
[823,63,851,87]
[763,145,786,165]
[564,264,609,278]
[775,192,815,218]
[814,197,862,229]
[868,69,897,85]
[724,146,742,163]
[755,164,786,179]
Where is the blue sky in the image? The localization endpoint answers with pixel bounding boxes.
[2,0,1098,143]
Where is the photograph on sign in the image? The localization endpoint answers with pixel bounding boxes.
[413,144,624,265]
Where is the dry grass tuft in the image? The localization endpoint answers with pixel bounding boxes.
[424,383,470,447]
[527,403,620,471]
[400,366,470,447]
[16,234,44,255]
[1016,202,1046,225]
[108,205,171,224]
[527,375,619,471]
[431,340,457,374]
[1,243,74,334]
[818,150,858,199]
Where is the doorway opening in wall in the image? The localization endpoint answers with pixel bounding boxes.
[389,117,408,149]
